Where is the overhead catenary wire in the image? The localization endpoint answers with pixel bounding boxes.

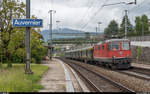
[79,0,109,32]
[78,0,95,27]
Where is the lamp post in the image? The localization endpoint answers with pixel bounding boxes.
[96,27,98,35]
[103,0,136,7]
[98,22,102,33]
[56,20,61,31]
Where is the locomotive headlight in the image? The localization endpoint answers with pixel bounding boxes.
[112,56,116,63]
[112,56,116,58]
[127,54,129,57]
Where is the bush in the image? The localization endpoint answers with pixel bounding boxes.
[137,46,142,61]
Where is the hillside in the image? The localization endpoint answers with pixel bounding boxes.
[41,28,103,42]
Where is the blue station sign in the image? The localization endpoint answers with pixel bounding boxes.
[13,19,43,27]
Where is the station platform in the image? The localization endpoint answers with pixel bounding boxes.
[132,63,150,70]
[39,58,89,92]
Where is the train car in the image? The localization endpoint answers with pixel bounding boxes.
[79,46,94,62]
[93,39,132,69]
[65,46,94,62]
[65,39,132,69]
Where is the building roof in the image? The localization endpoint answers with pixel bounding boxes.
[65,46,93,53]
[105,39,130,43]
[97,39,130,45]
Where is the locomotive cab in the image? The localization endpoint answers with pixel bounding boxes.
[107,39,132,69]
[93,39,132,69]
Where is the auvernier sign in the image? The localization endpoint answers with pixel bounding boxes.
[13,19,43,27]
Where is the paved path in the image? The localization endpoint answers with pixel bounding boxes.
[39,59,67,92]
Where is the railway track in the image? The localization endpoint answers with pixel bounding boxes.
[66,62,102,92]
[72,59,150,81]
[118,67,150,80]
[60,58,135,92]
[132,67,150,76]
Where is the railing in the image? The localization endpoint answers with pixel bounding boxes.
[127,36,150,41]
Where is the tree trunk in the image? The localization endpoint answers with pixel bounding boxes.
[0,62,2,68]
[6,46,12,68]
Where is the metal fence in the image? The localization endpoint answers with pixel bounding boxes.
[127,36,150,41]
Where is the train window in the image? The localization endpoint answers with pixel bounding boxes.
[102,45,104,50]
[108,44,111,50]
[96,46,98,50]
[108,42,120,50]
[98,46,100,50]
[122,42,130,50]
[95,46,97,50]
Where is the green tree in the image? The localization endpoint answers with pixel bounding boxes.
[31,28,48,64]
[119,15,133,37]
[0,0,25,67]
[0,1,48,68]
[135,16,142,35]
[104,20,119,38]
[141,14,149,35]
[8,28,25,63]
[104,27,110,38]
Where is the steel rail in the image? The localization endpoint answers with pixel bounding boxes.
[63,60,102,92]
[116,67,150,81]
[61,58,135,92]
[118,71,150,81]
[132,67,150,75]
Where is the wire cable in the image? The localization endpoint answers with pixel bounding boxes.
[80,0,109,32]
[78,0,95,26]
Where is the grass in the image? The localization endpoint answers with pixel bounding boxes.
[0,64,49,92]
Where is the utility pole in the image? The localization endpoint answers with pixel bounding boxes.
[96,27,98,35]
[48,10,56,60]
[0,0,2,66]
[125,10,128,39]
[142,21,144,37]
[25,0,33,74]
[0,0,2,10]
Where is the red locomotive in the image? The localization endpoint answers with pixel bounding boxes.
[65,39,132,69]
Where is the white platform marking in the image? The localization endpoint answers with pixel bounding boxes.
[57,59,75,92]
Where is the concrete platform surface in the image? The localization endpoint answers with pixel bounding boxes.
[39,58,89,92]
[132,63,150,69]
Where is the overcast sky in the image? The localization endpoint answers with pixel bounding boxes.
[20,0,150,32]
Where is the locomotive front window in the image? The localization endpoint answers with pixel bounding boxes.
[108,42,120,50]
[122,42,130,50]
[98,46,100,50]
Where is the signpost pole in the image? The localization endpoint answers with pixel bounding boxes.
[48,10,56,60]
[25,0,33,74]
